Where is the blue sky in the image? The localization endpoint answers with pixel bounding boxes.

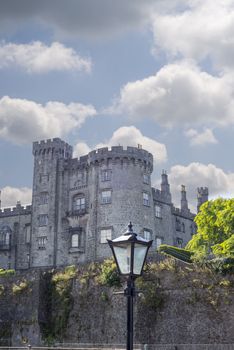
[1,0,234,210]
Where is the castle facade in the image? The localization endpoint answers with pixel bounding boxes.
[0,138,208,270]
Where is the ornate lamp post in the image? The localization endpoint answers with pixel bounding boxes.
[108,222,152,350]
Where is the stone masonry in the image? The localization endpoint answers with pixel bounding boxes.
[0,138,208,270]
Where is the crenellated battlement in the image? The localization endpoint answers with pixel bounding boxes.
[172,206,194,219]
[197,187,209,196]
[152,188,164,202]
[68,145,153,172]
[33,138,73,159]
[0,204,32,218]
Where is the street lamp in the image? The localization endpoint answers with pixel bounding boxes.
[108,222,152,350]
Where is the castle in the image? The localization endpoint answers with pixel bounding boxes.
[0,138,208,270]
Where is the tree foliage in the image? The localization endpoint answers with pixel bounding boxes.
[186,198,234,259]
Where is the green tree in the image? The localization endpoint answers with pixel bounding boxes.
[186,198,234,259]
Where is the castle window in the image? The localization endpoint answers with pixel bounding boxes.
[70,227,84,249]
[38,214,48,226]
[100,228,112,243]
[176,238,183,248]
[143,229,152,240]
[101,190,112,204]
[73,195,85,211]
[156,237,163,249]
[143,192,150,206]
[39,192,49,205]
[176,217,181,231]
[25,224,31,244]
[101,169,111,182]
[38,236,47,249]
[71,233,79,248]
[0,226,11,248]
[143,174,150,184]
[190,224,194,235]
[182,222,185,233]
[155,204,162,218]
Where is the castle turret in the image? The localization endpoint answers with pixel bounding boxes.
[161,170,171,203]
[31,138,73,268]
[197,187,208,212]
[181,185,189,213]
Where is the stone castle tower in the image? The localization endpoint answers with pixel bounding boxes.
[197,187,209,212]
[0,138,208,270]
[31,138,73,267]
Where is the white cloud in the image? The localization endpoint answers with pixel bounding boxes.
[73,126,167,163]
[168,162,234,210]
[73,142,91,158]
[0,96,96,144]
[152,0,234,72]
[1,186,32,208]
[0,41,91,73]
[112,62,234,127]
[185,128,218,146]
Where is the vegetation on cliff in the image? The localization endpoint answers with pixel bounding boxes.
[159,198,234,272]
[188,198,234,258]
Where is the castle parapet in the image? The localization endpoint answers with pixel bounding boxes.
[152,188,164,202]
[0,204,32,218]
[65,145,154,172]
[88,146,153,171]
[172,205,194,219]
[33,138,73,159]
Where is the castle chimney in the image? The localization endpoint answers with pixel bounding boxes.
[161,170,171,203]
[197,187,209,212]
[181,185,188,213]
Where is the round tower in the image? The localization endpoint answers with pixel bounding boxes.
[84,146,154,261]
[58,145,154,265]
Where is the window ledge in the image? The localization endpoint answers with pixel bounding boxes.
[68,209,87,217]
[69,247,85,253]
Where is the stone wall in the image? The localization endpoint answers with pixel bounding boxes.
[0,269,41,346]
[0,262,233,347]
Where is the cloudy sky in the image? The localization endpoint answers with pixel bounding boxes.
[1,0,234,210]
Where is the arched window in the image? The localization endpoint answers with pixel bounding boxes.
[70,227,84,249]
[0,226,12,248]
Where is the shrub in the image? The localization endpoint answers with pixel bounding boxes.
[12,280,29,295]
[96,259,121,287]
[0,268,15,277]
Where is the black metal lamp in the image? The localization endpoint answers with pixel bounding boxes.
[108,222,152,350]
[108,222,152,277]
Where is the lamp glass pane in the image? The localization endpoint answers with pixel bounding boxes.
[133,243,148,275]
[113,244,132,274]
